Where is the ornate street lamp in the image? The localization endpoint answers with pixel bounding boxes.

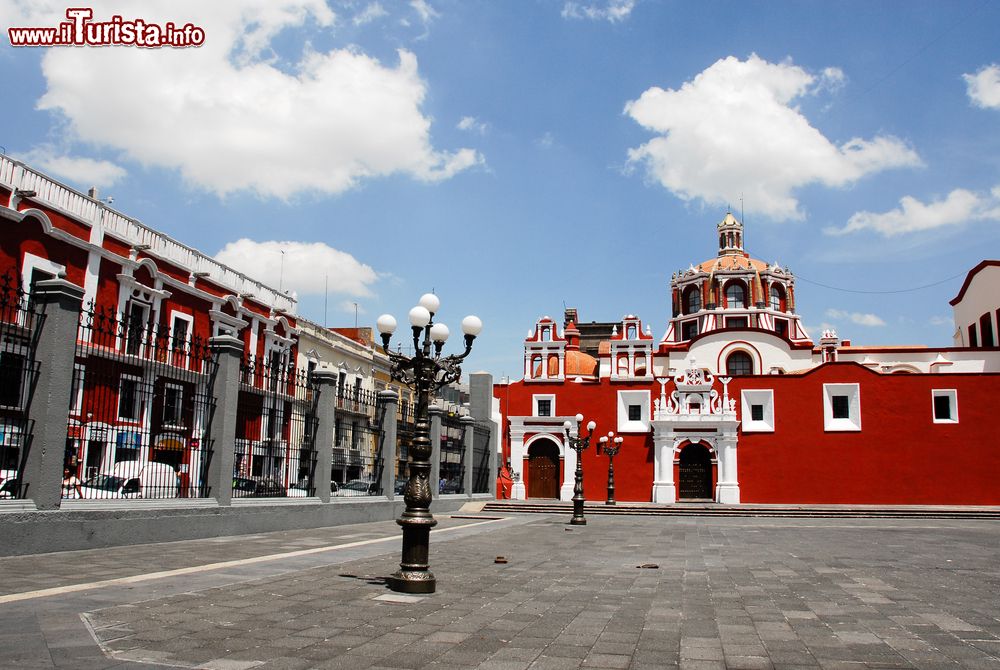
[563,414,597,526]
[598,431,623,505]
[376,294,482,594]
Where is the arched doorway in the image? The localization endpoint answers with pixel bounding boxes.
[526,439,560,499]
[678,443,712,499]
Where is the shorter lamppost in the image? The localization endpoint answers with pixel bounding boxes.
[598,431,623,505]
[563,414,596,525]
[376,294,482,594]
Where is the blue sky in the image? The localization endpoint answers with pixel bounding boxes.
[2,0,999,380]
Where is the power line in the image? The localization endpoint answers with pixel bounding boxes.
[795,270,967,295]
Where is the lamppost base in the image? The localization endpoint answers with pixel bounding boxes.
[386,571,436,594]
[570,516,587,525]
[605,499,616,505]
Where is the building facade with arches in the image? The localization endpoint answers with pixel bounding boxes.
[495,214,1000,505]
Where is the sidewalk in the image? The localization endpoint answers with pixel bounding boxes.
[2,512,999,669]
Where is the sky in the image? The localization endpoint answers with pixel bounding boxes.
[2,0,999,382]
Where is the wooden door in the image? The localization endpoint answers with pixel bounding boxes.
[527,441,560,499]
[678,444,711,499]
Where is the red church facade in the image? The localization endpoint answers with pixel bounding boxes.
[496,214,1000,505]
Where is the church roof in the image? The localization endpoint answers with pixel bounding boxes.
[694,254,769,273]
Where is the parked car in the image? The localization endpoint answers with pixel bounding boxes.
[439,478,463,494]
[336,479,379,497]
[80,461,179,499]
[233,477,285,498]
[394,478,407,495]
[287,480,340,497]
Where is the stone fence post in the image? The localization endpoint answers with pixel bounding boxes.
[23,279,84,509]
[461,415,475,498]
[429,404,442,500]
[378,390,398,500]
[311,370,336,502]
[469,372,497,497]
[206,336,243,506]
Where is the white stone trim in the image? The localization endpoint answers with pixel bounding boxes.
[617,390,651,433]
[740,389,775,432]
[823,383,861,432]
[931,389,958,424]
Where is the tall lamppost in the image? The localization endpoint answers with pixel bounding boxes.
[598,431,623,505]
[376,294,482,594]
[563,414,597,526]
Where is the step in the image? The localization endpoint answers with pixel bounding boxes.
[481,501,1000,519]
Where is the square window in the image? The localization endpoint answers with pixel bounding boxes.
[774,319,788,338]
[932,390,958,424]
[118,375,143,421]
[823,384,860,432]
[533,394,555,418]
[681,320,698,340]
[726,317,749,329]
[617,390,650,432]
[741,390,775,432]
[831,395,850,419]
[163,384,184,426]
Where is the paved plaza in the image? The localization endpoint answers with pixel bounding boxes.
[1,511,1000,669]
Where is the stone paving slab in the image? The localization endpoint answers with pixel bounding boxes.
[3,515,1000,668]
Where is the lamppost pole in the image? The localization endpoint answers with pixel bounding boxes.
[598,431,623,505]
[563,414,596,526]
[377,295,482,594]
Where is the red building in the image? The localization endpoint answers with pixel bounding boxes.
[0,156,303,495]
[496,213,1000,505]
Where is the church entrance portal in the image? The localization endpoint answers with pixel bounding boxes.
[527,440,560,499]
[678,443,712,499]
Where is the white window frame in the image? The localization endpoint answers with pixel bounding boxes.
[70,363,86,415]
[162,382,185,427]
[21,252,65,294]
[931,389,958,424]
[117,374,144,422]
[741,389,775,432]
[169,311,193,353]
[532,394,555,417]
[617,390,650,433]
[823,383,861,432]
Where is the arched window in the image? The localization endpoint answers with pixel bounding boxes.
[617,354,629,376]
[530,355,542,378]
[770,284,785,312]
[634,355,647,376]
[626,325,637,340]
[726,351,753,376]
[540,326,550,341]
[684,286,701,315]
[725,282,746,309]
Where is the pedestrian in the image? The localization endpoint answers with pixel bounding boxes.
[497,464,513,499]
[62,467,82,499]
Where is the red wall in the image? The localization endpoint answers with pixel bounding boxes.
[497,362,1000,505]
[733,363,1000,505]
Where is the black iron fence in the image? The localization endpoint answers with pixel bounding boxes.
[396,398,414,480]
[332,386,384,497]
[439,413,465,494]
[235,355,318,498]
[0,273,44,500]
[472,422,492,494]
[63,302,217,499]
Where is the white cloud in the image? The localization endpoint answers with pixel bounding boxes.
[457,116,489,135]
[825,309,886,327]
[929,315,953,327]
[828,185,1000,236]
[537,132,555,149]
[353,2,387,26]
[338,299,366,315]
[624,54,920,221]
[21,145,126,189]
[409,0,438,25]
[561,0,635,23]
[215,239,379,297]
[9,1,480,199]
[963,64,1000,110]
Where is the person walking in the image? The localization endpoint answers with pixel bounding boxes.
[62,467,83,499]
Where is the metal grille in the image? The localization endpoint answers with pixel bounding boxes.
[64,302,216,499]
[439,413,465,494]
[0,273,45,501]
[332,387,383,497]
[235,356,318,498]
[472,422,492,494]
